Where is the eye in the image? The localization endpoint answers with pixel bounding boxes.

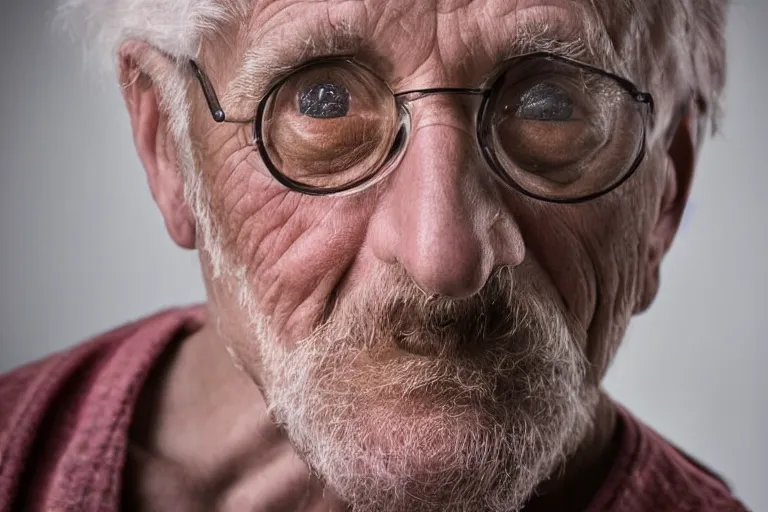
[491,77,597,174]
[259,60,401,190]
[515,83,575,121]
[485,55,648,200]
[298,82,351,118]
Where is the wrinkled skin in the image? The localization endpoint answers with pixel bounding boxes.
[119,0,697,510]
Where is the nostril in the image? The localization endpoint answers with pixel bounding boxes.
[402,244,489,299]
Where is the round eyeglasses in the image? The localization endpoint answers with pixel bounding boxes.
[189,52,654,203]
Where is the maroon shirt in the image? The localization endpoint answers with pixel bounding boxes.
[0,307,750,511]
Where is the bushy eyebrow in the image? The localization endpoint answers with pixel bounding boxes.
[500,20,613,66]
[218,5,618,111]
[222,23,377,110]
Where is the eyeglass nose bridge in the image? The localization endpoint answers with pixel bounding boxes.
[394,87,490,103]
[383,85,501,195]
[393,86,493,141]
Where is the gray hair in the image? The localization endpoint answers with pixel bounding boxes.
[58,0,250,277]
[58,0,729,276]
[59,0,729,128]
[591,0,730,139]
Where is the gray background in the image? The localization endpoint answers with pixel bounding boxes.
[0,1,765,510]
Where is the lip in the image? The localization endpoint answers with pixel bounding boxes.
[393,331,442,357]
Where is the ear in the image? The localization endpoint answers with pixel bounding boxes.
[635,108,699,313]
[118,41,196,250]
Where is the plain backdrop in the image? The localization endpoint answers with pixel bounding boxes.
[1,1,765,510]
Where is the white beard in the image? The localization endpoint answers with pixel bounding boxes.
[244,265,596,512]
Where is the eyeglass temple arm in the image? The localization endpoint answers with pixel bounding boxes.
[187,57,655,124]
[189,60,227,123]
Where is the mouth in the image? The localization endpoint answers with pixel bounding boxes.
[391,309,512,358]
[393,327,450,357]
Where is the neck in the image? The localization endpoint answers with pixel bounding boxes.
[127,325,620,511]
[127,324,344,510]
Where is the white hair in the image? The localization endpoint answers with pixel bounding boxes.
[58,0,729,273]
[58,0,235,68]
[58,0,729,121]
[58,0,248,276]
[588,0,730,139]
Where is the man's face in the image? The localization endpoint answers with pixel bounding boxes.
[171,0,674,509]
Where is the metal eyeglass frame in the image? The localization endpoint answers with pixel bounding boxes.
[188,52,655,204]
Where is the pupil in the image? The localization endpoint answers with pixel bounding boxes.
[516,83,574,121]
[298,83,350,118]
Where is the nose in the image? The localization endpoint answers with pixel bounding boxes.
[368,103,525,298]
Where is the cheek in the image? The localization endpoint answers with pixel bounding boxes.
[510,191,649,373]
[580,197,650,378]
[206,153,374,339]
[513,200,597,329]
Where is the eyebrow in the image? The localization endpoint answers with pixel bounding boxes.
[501,22,614,67]
[505,2,623,68]
[222,24,378,112]
[220,6,619,112]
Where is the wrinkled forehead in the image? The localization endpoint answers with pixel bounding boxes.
[219,0,619,97]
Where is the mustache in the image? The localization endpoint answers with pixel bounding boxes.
[319,265,543,358]
[285,263,586,420]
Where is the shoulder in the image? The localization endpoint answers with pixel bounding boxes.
[0,317,144,451]
[0,306,206,511]
[596,405,750,512]
[0,306,206,438]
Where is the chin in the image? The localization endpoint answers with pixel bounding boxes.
[257,330,593,508]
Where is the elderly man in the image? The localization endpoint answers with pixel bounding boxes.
[0,0,747,511]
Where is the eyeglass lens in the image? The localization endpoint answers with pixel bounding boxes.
[257,56,648,200]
